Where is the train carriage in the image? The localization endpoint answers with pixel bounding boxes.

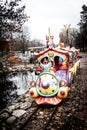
[28,46,80,105]
[29,47,70,105]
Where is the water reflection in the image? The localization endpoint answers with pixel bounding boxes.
[7,71,35,95]
[0,71,35,110]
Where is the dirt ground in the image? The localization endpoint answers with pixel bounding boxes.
[77,53,87,121]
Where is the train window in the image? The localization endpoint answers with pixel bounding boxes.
[59,57,63,62]
[54,56,59,64]
[69,51,74,59]
[54,56,59,71]
[54,56,63,64]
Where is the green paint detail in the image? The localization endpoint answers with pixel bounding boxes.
[36,72,60,97]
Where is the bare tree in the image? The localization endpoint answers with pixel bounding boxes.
[0,0,29,40]
[59,24,78,47]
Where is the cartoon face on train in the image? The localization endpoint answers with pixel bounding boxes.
[36,72,59,97]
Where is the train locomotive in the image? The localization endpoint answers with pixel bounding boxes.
[29,46,80,105]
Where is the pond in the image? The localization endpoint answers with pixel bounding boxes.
[0,71,36,110]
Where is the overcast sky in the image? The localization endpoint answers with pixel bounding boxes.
[23,0,87,44]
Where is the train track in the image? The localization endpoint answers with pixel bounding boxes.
[13,102,62,130]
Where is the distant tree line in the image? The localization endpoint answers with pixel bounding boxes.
[76,5,87,51]
[59,4,87,52]
[14,39,44,52]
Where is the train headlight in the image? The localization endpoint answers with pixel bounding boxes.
[29,87,38,98]
[30,80,36,87]
[60,91,65,95]
[60,80,67,87]
[57,87,68,98]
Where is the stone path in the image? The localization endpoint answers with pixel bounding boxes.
[0,93,34,130]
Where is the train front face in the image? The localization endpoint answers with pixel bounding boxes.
[35,72,62,105]
[29,72,62,105]
[36,72,59,96]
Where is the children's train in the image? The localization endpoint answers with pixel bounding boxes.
[29,44,80,105]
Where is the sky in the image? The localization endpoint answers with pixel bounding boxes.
[23,0,87,44]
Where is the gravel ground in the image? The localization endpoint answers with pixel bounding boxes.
[76,53,87,121]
